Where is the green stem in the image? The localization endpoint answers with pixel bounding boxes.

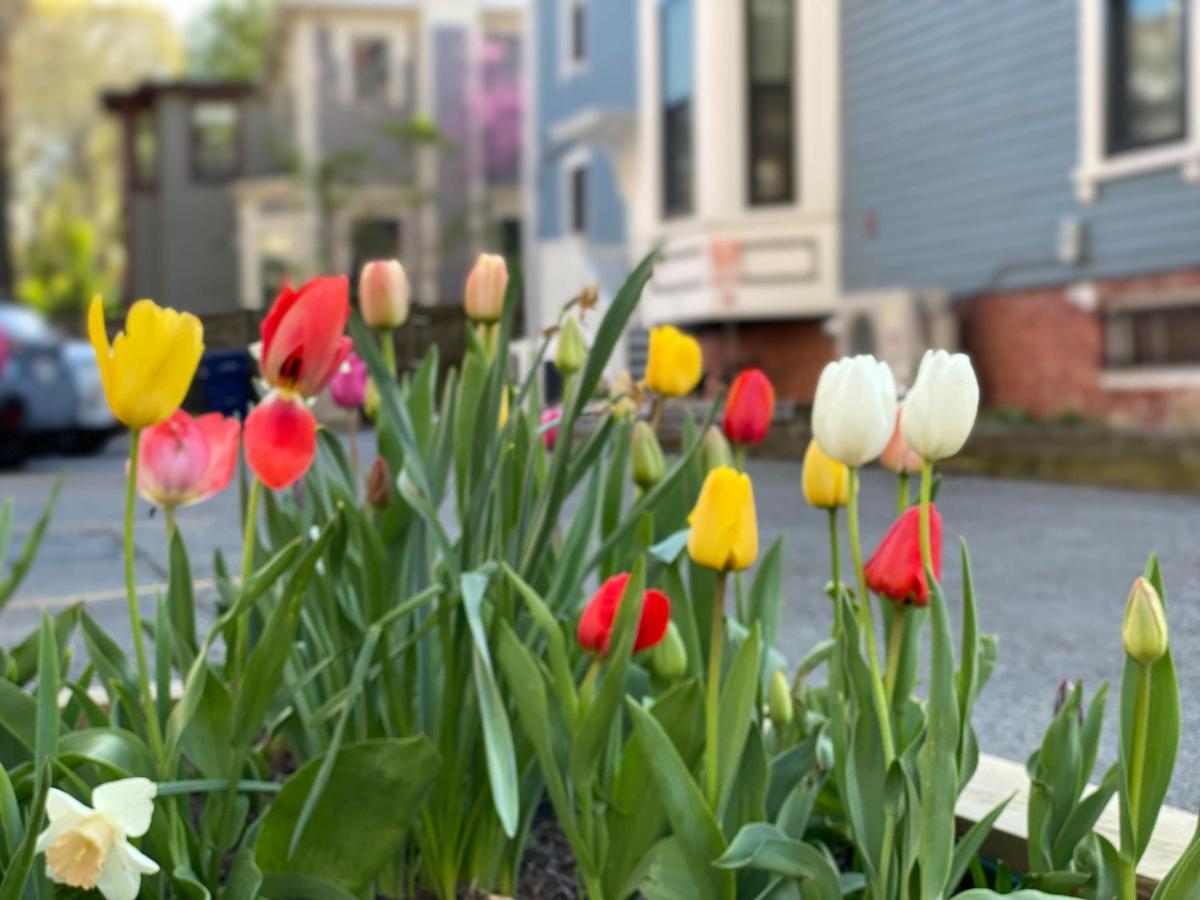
[650,395,664,435]
[919,460,934,577]
[705,573,728,808]
[847,467,895,764]
[231,477,262,680]
[579,657,602,717]
[347,407,359,486]
[828,508,841,601]
[883,606,907,701]
[735,444,746,472]
[879,808,896,899]
[896,471,910,517]
[124,430,165,766]
[1122,663,1153,899]
[380,326,397,375]
[164,505,176,542]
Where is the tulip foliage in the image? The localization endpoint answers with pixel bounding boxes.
[2,260,1200,900]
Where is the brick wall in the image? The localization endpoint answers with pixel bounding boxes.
[959,267,1200,428]
[692,319,833,404]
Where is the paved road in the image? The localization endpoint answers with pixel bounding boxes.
[4,438,1199,808]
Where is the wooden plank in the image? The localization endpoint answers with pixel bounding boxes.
[958,752,1197,896]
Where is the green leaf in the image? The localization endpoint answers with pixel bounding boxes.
[34,613,60,770]
[746,538,783,649]
[0,476,63,612]
[952,892,1061,899]
[716,823,841,900]
[59,728,155,779]
[948,794,1013,891]
[255,738,440,894]
[0,759,49,900]
[717,621,761,812]
[167,532,198,668]
[625,697,732,900]
[1152,829,1200,899]
[258,874,358,900]
[461,570,519,838]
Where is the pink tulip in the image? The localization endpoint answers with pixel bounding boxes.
[137,410,240,508]
[541,406,562,451]
[879,403,923,474]
[329,352,367,409]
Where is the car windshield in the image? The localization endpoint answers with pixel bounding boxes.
[0,304,58,342]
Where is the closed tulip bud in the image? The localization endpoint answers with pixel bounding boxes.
[812,355,897,467]
[367,456,392,509]
[1054,678,1085,725]
[724,368,775,446]
[555,314,588,376]
[645,325,703,397]
[901,349,980,462]
[363,377,381,421]
[701,425,734,473]
[688,466,758,572]
[864,505,943,606]
[652,621,688,680]
[464,253,509,323]
[802,438,849,509]
[768,669,794,726]
[879,404,923,474]
[631,420,666,490]
[1122,577,1168,666]
[358,259,411,328]
[577,573,671,656]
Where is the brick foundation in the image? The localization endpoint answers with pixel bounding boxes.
[959,267,1200,428]
[691,319,833,404]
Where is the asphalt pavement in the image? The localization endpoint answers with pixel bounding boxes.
[3,435,1199,808]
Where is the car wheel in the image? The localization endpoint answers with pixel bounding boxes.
[0,400,25,468]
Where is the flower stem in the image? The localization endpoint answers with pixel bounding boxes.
[380,326,397,376]
[124,430,165,765]
[347,408,359,485]
[231,477,262,680]
[649,395,664,435]
[896,471,910,516]
[884,606,906,701]
[164,505,176,543]
[1122,662,1153,899]
[705,572,728,808]
[847,467,895,764]
[919,460,934,576]
[828,507,841,601]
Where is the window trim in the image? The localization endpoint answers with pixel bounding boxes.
[1075,0,1200,202]
[188,99,243,185]
[745,0,797,207]
[660,0,694,219]
[559,0,589,79]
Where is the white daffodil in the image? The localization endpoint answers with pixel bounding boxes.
[36,778,159,900]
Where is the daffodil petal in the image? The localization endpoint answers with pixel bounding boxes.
[92,778,156,838]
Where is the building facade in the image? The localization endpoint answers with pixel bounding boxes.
[106,0,522,323]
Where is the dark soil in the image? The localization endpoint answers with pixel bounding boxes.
[516,803,578,900]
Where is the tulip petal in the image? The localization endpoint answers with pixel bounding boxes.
[92,778,156,838]
[635,588,671,652]
[260,276,351,395]
[244,395,318,490]
[192,413,241,502]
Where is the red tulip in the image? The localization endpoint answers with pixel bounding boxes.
[243,395,318,490]
[723,368,775,446]
[260,276,352,397]
[577,573,671,657]
[137,410,239,508]
[864,504,943,606]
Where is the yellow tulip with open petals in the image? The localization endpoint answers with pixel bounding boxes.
[88,296,204,430]
[687,465,758,572]
[645,325,702,397]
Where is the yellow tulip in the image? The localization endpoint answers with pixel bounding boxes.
[88,295,203,430]
[802,438,849,509]
[687,465,758,572]
[645,325,702,397]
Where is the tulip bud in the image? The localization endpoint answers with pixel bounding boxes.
[555,314,588,377]
[464,253,508,323]
[901,349,980,462]
[363,377,381,421]
[651,621,687,680]
[359,259,411,328]
[366,456,392,509]
[768,670,794,726]
[812,355,897,467]
[631,420,666,490]
[687,466,758,572]
[724,368,775,446]
[1122,577,1168,666]
[802,438,849,509]
[645,325,703,397]
[1054,678,1085,725]
[700,425,734,473]
[879,403,923,474]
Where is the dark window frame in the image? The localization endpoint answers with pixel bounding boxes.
[569,0,587,67]
[567,161,589,234]
[188,99,242,184]
[746,0,797,206]
[661,0,694,219]
[1105,0,1189,156]
[131,110,158,192]
[1104,302,1200,368]
[350,217,403,281]
[352,36,391,104]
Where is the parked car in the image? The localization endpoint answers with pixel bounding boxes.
[0,302,79,465]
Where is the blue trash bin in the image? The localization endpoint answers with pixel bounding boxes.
[196,350,255,417]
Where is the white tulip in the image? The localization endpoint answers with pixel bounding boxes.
[812,355,897,467]
[901,349,980,461]
[36,778,159,900]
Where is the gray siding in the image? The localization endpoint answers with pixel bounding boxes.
[435,26,473,303]
[841,0,1200,297]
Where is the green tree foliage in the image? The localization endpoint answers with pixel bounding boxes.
[188,0,274,82]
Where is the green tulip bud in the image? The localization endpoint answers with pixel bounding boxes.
[700,425,734,474]
[363,377,380,421]
[1122,576,1168,666]
[652,621,687,680]
[768,669,794,726]
[555,314,588,377]
[366,456,393,510]
[631,420,666,490]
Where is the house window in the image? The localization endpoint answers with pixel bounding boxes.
[567,161,588,234]
[190,101,240,182]
[351,218,402,280]
[354,37,390,103]
[1105,304,1200,367]
[746,0,795,205]
[570,0,587,67]
[1106,0,1188,154]
[661,0,694,218]
[132,111,157,190]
